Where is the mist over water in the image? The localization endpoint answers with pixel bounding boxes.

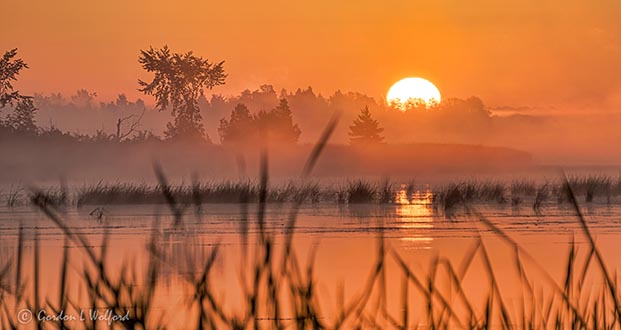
[27,87,621,169]
[2,0,621,324]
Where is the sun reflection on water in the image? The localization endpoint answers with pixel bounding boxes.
[395,185,434,249]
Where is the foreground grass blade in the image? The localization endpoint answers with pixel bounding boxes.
[563,172,621,321]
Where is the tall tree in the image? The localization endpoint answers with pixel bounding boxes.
[0,49,37,134]
[255,98,301,144]
[138,46,226,140]
[348,106,384,145]
[218,103,256,145]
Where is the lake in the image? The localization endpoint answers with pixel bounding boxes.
[1,190,620,329]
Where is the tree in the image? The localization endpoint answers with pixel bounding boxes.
[218,99,302,146]
[0,49,37,134]
[70,89,97,108]
[348,106,384,145]
[441,96,489,117]
[218,103,256,145]
[3,97,37,133]
[255,98,301,144]
[0,49,28,108]
[138,46,226,140]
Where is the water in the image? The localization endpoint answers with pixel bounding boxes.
[2,199,621,329]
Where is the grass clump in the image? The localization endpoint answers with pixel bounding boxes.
[5,185,23,207]
[345,180,377,204]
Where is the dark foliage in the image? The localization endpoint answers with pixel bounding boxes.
[1,97,37,135]
[348,106,384,145]
[0,49,37,135]
[138,46,226,141]
[218,99,302,146]
[0,49,28,108]
[218,103,256,145]
[255,98,302,143]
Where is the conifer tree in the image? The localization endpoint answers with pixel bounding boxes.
[218,103,256,145]
[255,98,301,143]
[348,106,384,145]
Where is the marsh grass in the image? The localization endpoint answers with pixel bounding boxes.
[75,181,334,206]
[4,175,621,210]
[345,180,378,204]
[533,183,550,214]
[1,169,621,329]
[1,112,621,328]
[5,185,23,207]
[569,175,615,203]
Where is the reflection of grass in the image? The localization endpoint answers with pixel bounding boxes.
[3,125,621,328]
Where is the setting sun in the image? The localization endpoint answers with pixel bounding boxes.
[4,1,621,328]
[387,77,441,111]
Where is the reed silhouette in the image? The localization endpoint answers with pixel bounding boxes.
[0,118,620,329]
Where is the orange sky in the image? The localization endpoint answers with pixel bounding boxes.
[2,0,621,111]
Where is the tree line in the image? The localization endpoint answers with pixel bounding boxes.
[1,47,388,145]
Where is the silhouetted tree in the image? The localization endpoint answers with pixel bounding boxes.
[255,98,301,143]
[138,46,226,140]
[3,97,37,133]
[0,49,37,134]
[218,103,256,145]
[218,99,301,146]
[348,106,384,145]
[116,94,128,108]
[1,49,28,108]
[71,89,97,108]
[400,98,435,112]
[441,96,489,117]
[433,96,491,140]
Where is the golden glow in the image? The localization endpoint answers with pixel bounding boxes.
[395,187,434,249]
[387,77,441,111]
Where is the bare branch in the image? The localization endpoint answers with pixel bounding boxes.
[115,108,146,141]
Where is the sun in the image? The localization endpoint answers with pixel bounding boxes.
[387,77,441,111]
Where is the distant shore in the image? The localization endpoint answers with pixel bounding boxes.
[0,138,533,183]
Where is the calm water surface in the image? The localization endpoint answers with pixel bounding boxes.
[1,199,621,328]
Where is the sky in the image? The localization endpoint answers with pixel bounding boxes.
[2,0,621,111]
